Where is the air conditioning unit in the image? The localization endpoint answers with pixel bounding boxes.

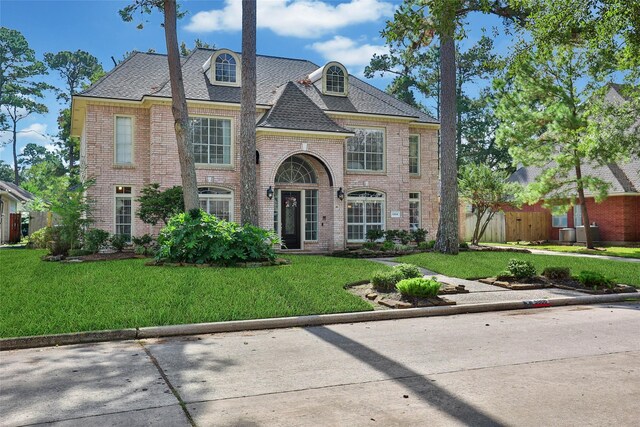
[559,228,576,242]
[576,225,600,243]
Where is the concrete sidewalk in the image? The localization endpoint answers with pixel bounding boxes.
[1,303,639,426]
[525,247,640,262]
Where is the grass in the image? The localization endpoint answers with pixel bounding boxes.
[397,251,640,287]
[490,243,640,259]
[0,249,388,338]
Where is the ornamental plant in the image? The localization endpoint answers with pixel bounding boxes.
[371,270,405,292]
[392,263,422,280]
[396,277,441,298]
[504,259,537,280]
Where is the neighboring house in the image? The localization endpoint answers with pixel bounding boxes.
[70,48,440,251]
[0,180,34,243]
[507,157,640,243]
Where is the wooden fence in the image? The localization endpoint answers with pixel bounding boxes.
[505,212,550,242]
[460,210,506,243]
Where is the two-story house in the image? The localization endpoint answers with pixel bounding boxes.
[71,48,440,252]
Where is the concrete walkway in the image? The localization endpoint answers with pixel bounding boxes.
[524,247,640,262]
[371,258,586,304]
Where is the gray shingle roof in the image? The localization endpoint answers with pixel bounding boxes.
[0,180,34,203]
[80,49,438,124]
[256,82,352,134]
[509,157,640,195]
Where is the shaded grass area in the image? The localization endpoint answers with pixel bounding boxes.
[397,251,640,287]
[0,250,385,338]
[490,243,640,259]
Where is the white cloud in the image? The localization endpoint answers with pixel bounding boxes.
[0,122,50,147]
[309,35,388,73]
[185,0,394,38]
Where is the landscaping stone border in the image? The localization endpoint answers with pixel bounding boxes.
[3,294,639,351]
[144,258,291,268]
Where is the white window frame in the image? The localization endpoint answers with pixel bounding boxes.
[323,62,348,96]
[346,190,386,242]
[305,189,318,241]
[198,187,234,222]
[190,116,234,167]
[114,115,134,165]
[346,127,386,173]
[409,192,421,231]
[114,185,133,240]
[573,204,583,227]
[210,50,241,87]
[409,134,420,175]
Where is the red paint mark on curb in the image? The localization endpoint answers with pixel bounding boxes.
[523,299,551,308]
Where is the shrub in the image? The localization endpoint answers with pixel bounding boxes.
[505,259,537,279]
[396,230,412,245]
[109,234,129,252]
[396,277,441,298]
[576,271,614,288]
[47,226,71,256]
[381,240,395,251]
[48,180,94,255]
[132,234,156,256]
[84,229,110,254]
[459,242,469,249]
[418,240,436,250]
[362,241,378,250]
[68,249,92,257]
[27,227,53,249]
[137,183,184,226]
[371,270,405,292]
[411,228,428,244]
[393,263,422,279]
[156,210,279,265]
[366,229,385,242]
[542,267,571,280]
[384,230,397,242]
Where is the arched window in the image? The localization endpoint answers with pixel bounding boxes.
[198,187,233,221]
[346,190,385,242]
[323,63,347,95]
[214,53,237,83]
[275,156,317,184]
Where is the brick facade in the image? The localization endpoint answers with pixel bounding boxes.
[81,102,440,252]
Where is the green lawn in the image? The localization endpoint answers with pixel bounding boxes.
[397,251,640,287]
[0,249,385,338]
[489,243,640,259]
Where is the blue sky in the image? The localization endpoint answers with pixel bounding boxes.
[0,0,510,166]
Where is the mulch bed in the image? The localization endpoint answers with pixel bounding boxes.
[469,245,532,253]
[346,281,465,310]
[479,276,637,294]
[145,258,291,268]
[43,251,145,263]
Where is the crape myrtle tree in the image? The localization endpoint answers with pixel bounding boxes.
[120,0,200,211]
[380,0,527,254]
[495,46,639,249]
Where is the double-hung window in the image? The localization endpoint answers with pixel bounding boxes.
[346,128,384,172]
[409,192,420,231]
[115,186,133,240]
[347,191,385,242]
[115,116,133,165]
[305,190,318,241]
[409,134,420,175]
[191,117,232,165]
[198,187,233,221]
[552,208,568,228]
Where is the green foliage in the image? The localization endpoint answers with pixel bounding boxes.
[459,242,469,249]
[392,263,422,279]
[384,229,396,242]
[137,183,184,225]
[366,228,385,242]
[381,241,396,251]
[542,266,571,280]
[0,160,13,181]
[411,228,428,244]
[396,277,441,298]
[132,234,155,255]
[83,229,110,254]
[395,230,412,245]
[418,240,437,250]
[156,211,279,265]
[371,269,406,292]
[47,180,94,255]
[27,226,52,249]
[68,249,92,257]
[43,50,103,102]
[576,271,614,288]
[505,258,537,279]
[362,241,378,250]
[109,234,129,252]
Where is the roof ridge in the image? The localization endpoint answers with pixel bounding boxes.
[152,49,198,96]
[191,47,319,66]
[348,75,420,118]
[80,51,142,95]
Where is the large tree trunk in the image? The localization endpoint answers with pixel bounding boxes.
[163,0,199,211]
[240,0,258,226]
[12,109,19,185]
[434,33,459,255]
[574,155,594,249]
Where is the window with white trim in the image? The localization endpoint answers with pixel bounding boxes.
[198,187,233,221]
[347,190,385,242]
[115,186,132,240]
[573,204,583,227]
[215,53,237,83]
[346,128,384,172]
[191,117,232,165]
[115,116,133,164]
[409,134,420,175]
[305,190,318,241]
[325,65,346,95]
[409,192,420,231]
[275,156,317,184]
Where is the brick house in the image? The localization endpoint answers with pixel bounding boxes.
[71,48,440,252]
[507,157,640,244]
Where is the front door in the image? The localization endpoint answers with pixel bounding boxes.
[281,191,301,249]
[9,213,21,243]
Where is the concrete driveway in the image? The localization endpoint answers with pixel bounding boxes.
[2,303,639,426]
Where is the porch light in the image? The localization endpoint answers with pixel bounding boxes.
[266,186,274,200]
[337,187,345,200]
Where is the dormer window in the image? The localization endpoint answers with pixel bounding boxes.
[204,49,241,87]
[326,65,345,94]
[215,53,236,83]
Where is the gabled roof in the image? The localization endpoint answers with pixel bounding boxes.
[0,181,34,203]
[79,49,438,124]
[508,157,640,195]
[256,82,352,134]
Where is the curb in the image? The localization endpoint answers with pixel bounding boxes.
[2,293,638,351]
